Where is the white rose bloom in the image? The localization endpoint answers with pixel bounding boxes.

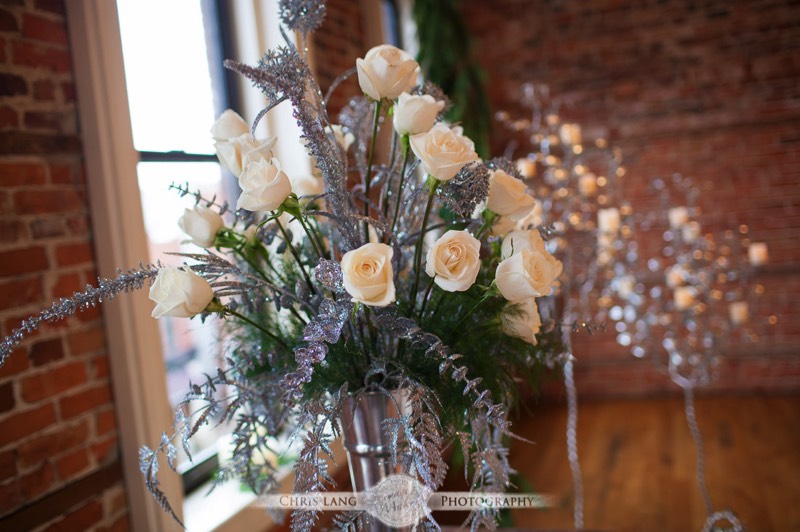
[149,267,214,319]
[341,243,396,307]
[495,248,563,301]
[502,298,542,345]
[409,123,479,182]
[491,215,516,237]
[236,158,293,212]
[515,199,544,230]
[291,173,324,199]
[216,134,276,177]
[210,109,249,141]
[424,230,481,292]
[486,169,536,220]
[393,92,445,136]
[356,44,419,100]
[330,124,355,151]
[178,205,224,248]
[500,229,547,260]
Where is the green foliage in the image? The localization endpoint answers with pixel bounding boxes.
[413,0,492,158]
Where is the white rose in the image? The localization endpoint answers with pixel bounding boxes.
[356,44,419,101]
[490,215,516,237]
[409,123,479,182]
[393,92,445,136]
[236,158,293,212]
[330,124,355,151]
[341,243,396,307]
[216,134,277,177]
[495,248,563,301]
[502,298,542,345]
[486,169,535,220]
[149,267,214,319]
[178,205,224,248]
[514,199,544,230]
[500,229,547,260]
[424,230,481,292]
[211,109,249,141]
[291,173,324,199]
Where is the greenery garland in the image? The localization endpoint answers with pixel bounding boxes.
[413,0,492,158]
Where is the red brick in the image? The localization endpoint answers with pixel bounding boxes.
[0,450,16,481]
[76,304,102,323]
[24,110,71,132]
[34,0,65,16]
[0,343,30,378]
[91,354,109,379]
[59,383,111,419]
[33,79,55,100]
[60,81,74,102]
[0,72,27,97]
[0,161,47,186]
[29,337,65,366]
[0,479,22,516]
[91,435,117,464]
[66,214,89,235]
[17,419,89,469]
[0,246,48,276]
[0,276,43,311]
[22,13,68,46]
[0,35,5,62]
[0,105,18,128]
[54,447,89,479]
[0,402,56,447]
[13,189,82,215]
[0,8,19,32]
[30,218,66,239]
[0,381,14,414]
[52,272,81,298]
[11,40,71,73]
[20,361,87,403]
[95,406,116,436]
[19,461,54,500]
[67,327,105,356]
[44,500,104,532]
[50,162,75,184]
[0,219,24,243]
[55,241,94,266]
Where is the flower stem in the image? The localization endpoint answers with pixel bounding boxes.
[408,177,438,316]
[363,99,383,242]
[224,306,290,349]
[417,275,437,322]
[390,138,410,234]
[274,215,316,294]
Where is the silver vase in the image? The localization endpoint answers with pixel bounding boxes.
[340,389,413,531]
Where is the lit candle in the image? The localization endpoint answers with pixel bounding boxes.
[668,206,689,229]
[578,173,598,196]
[516,158,536,179]
[665,266,684,288]
[748,242,768,266]
[598,207,621,234]
[616,275,635,299]
[681,221,701,243]
[559,123,582,146]
[729,301,749,325]
[673,286,695,311]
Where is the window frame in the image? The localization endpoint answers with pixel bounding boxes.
[65,0,395,529]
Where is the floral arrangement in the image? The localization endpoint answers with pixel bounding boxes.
[0,2,566,530]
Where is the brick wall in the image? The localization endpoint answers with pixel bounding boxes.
[461,0,800,397]
[0,1,128,530]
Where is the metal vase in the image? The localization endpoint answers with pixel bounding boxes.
[340,389,412,531]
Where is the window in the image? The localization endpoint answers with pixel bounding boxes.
[116,0,234,494]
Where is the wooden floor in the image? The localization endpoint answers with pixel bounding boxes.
[498,394,800,532]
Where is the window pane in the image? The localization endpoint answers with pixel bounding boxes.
[137,161,229,463]
[117,0,217,154]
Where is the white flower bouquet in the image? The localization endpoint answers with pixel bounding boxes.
[0,2,566,530]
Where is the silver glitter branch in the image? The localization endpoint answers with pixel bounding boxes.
[0,263,160,365]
